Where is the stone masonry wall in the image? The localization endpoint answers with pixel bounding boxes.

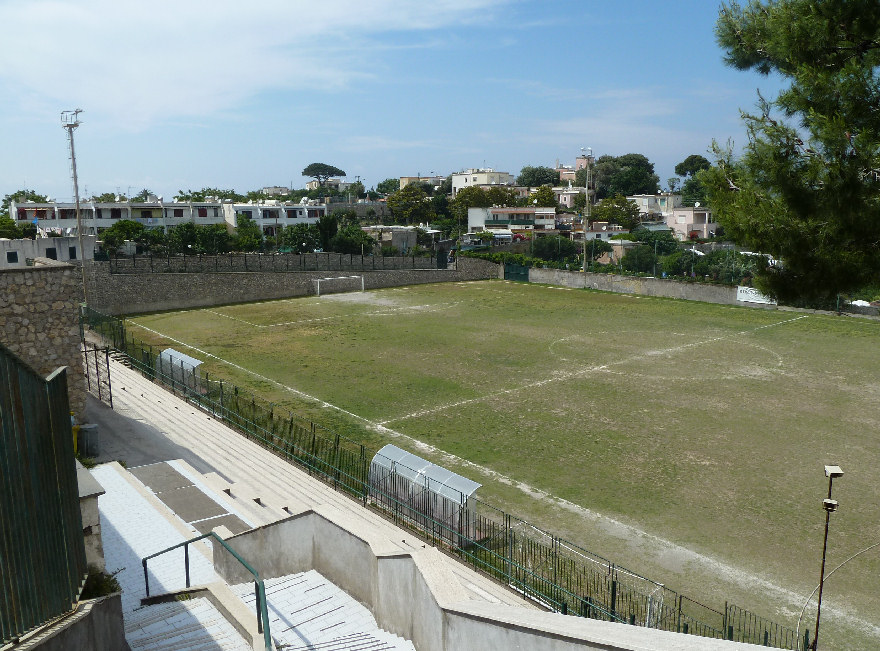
[0,259,86,417]
[86,257,500,315]
[529,267,745,306]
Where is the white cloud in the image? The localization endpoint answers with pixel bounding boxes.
[0,0,508,129]
[531,87,711,151]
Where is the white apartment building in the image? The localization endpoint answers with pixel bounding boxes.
[10,199,326,240]
[626,193,682,219]
[225,200,326,237]
[451,168,515,197]
[468,206,556,234]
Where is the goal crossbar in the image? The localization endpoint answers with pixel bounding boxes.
[312,275,365,296]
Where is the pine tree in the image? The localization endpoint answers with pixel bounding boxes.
[703,1,880,302]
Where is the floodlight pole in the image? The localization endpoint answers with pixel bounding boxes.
[812,465,843,650]
[62,109,88,306]
[581,148,592,272]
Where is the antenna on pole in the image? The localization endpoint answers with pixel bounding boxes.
[61,108,89,305]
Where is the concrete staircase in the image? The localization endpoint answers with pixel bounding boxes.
[94,454,419,651]
[125,597,251,651]
[231,571,415,651]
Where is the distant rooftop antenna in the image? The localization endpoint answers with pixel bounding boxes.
[61,108,88,304]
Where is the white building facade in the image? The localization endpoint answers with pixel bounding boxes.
[10,199,326,240]
[451,169,515,197]
[468,206,556,234]
[0,235,96,269]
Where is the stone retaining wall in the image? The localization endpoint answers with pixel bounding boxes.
[86,257,500,315]
[530,268,746,306]
[0,259,86,417]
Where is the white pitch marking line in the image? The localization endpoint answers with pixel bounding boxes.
[380,314,808,425]
[202,302,460,329]
[126,322,374,426]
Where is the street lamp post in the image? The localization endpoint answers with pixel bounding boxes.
[812,465,843,650]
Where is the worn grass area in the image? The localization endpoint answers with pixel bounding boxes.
[127,280,880,648]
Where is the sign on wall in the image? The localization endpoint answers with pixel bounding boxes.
[737,286,777,305]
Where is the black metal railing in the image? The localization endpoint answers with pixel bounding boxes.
[104,252,442,274]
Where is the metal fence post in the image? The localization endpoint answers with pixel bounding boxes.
[143,559,150,597]
[254,581,262,633]
[184,543,190,588]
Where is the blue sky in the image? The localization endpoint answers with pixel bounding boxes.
[0,0,784,202]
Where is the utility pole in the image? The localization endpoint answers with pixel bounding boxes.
[581,147,592,272]
[62,109,88,306]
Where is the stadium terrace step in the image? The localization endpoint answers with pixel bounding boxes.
[231,571,415,651]
[106,358,538,609]
[125,597,251,651]
[197,469,296,527]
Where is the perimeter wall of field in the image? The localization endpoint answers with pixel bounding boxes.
[530,268,747,306]
[85,256,501,315]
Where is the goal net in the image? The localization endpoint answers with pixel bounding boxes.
[312,275,365,296]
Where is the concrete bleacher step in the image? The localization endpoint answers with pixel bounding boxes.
[107,360,538,609]
[110,366,415,546]
[125,597,252,651]
[231,571,415,651]
[198,470,294,527]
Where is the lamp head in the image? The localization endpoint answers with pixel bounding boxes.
[822,498,838,512]
[824,465,843,478]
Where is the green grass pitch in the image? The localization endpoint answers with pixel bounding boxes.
[126,280,880,648]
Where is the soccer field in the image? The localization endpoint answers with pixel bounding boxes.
[126,280,880,647]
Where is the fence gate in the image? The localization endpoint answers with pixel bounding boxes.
[504,263,530,282]
[82,345,112,407]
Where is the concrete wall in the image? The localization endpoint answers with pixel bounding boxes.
[78,460,106,572]
[0,236,96,269]
[213,507,763,651]
[21,593,129,651]
[530,267,747,306]
[85,257,500,315]
[0,259,86,417]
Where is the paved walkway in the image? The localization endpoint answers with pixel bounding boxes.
[92,463,218,615]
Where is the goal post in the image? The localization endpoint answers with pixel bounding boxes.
[312,275,365,297]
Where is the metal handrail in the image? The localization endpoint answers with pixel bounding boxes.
[141,531,272,651]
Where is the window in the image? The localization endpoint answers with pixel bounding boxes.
[141,210,151,219]
[212,207,219,217]
[110,208,122,219]
[45,247,57,260]
[95,208,103,219]
[174,208,184,218]
[198,207,207,218]
[68,246,77,260]
[6,251,18,264]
